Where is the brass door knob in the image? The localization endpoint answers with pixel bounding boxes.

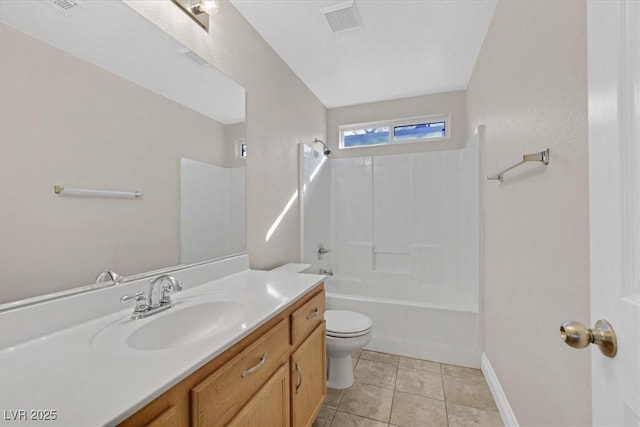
[560,319,617,357]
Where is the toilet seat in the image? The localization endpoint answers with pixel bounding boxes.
[325,310,372,338]
[327,329,371,338]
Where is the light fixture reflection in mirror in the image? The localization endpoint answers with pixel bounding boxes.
[172,0,219,31]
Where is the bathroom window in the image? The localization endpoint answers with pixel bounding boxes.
[340,114,449,149]
[235,138,247,159]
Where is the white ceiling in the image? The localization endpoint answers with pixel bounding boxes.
[230,0,496,108]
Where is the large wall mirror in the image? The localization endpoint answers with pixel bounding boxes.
[0,1,246,305]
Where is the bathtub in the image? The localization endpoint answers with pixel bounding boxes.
[323,275,481,368]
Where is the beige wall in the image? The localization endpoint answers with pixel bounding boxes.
[124,1,327,271]
[327,90,467,158]
[0,24,234,303]
[467,1,590,425]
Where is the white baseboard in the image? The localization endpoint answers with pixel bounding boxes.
[481,352,519,427]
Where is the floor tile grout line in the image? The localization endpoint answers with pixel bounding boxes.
[441,364,449,427]
[324,350,496,427]
[396,364,447,403]
[344,380,395,424]
[446,401,502,415]
[338,352,394,424]
[353,358,398,391]
[327,406,337,427]
[392,388,446,402]
[389,356,400,426]
[336,409,393,425]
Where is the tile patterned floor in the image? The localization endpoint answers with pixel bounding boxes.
[313,350,503,427]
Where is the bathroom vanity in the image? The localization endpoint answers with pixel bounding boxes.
[120,284,326,427]
[0,256,326,427]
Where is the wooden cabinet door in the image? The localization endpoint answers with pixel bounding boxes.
[290,323,326,427]
[228,363,290,427]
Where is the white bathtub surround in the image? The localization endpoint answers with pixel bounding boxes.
[323,145,480,366]
[299,143,332,274]
[331,148,479,297]
[0,256,324,426]
[180,158,246,264]
[481,353,519,427]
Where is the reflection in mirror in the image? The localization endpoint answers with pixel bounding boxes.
[171,0,220,31]
[180,158,246,264]
[0,1,246,306]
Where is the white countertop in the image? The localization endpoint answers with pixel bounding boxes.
[0,268,324,426]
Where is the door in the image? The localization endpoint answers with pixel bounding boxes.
[588,0,640,425]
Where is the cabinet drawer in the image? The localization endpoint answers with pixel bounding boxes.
[291,289,325,347]
[191,319,289,427]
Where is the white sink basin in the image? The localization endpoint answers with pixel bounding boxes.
[127,301,244,350]
[90,299,246,352]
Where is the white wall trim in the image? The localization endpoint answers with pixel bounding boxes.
[481,352,519,427]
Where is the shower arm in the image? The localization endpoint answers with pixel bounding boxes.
[313,138,332,156]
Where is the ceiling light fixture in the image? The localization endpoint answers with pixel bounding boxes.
[171,0,218,31]
[195,0,219,15]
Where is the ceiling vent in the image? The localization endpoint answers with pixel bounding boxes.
[177,47,210,67]
[48,0,84,15]
[321,1,361,33]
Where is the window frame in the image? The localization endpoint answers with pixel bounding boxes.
[339,113,451,150]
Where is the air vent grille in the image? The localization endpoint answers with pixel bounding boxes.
[48,0,84,15]
[322,1,361,33]
[178,48,210,67]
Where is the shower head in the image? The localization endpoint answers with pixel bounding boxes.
[314,138,331,156]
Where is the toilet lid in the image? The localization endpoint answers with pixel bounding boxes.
[325,310,372,336]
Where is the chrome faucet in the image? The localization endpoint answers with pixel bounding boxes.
[148,274,183,308]
[121,274,182,319]
[95,270,123,285]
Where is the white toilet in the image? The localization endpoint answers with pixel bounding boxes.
[325,310,373,389]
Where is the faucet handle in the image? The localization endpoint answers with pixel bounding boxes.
[317,243,331,260]
[160,280,182,305]
[121,291,148,314]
